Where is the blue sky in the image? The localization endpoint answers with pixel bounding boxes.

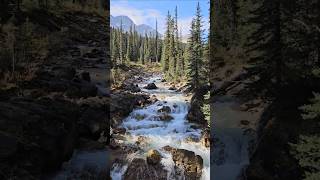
[111,0,209,37]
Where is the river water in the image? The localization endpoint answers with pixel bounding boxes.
[212,96,251,180]
[111,76,210,180]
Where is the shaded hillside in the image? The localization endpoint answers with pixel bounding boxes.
[0,1,111,179]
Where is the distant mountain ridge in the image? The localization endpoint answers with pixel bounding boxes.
[110,15,161,37]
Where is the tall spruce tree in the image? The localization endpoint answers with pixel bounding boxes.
[155,19,159,62]
[162,11,171,72]
[119,19,124,64]
[126,25,133,62]
[187,2,205,91]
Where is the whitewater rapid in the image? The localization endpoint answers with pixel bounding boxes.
[111,76,210,180]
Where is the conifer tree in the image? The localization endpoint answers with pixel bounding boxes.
[139,42,144,64]
[119,19,124,64]
[161,11,171,72]
[126,25,133,62]
[155,19,159,62]
[187,2,205,91]
[144,33,150,63]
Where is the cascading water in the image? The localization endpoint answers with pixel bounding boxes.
[212,97,251,180]
[111,75,210,180]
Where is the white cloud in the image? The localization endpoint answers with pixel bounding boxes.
[110,1,209,37]
[111,1,166,34]
[178,17,193,37]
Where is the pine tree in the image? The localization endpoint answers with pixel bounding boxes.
[170,6,179,79]
[111,29,120,67]
[148,32,154,63]
[187,2,205,91]
[290,92,320,180]
[144,33,150,63]
[155,19,159,62]
[126,25,132,62]
[179,28,185,76]
[119,19,124,64]
[161,11,171,72]
[139,41,144,64]
[168,16,176,79]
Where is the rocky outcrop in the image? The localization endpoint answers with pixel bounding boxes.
[110,92,151,127]
[124,158,167,180]
[0,9,110,179]
[157,106,173,121]
[158,114,174,121]
[25,66,99,98]
[187,101,206,125]
[157,106,171,113]
[162,146,204,180]
[146,149,162,165]
[144,83,158,90]
[172,149,203,179]
[0,97,79,177]
[121,83,141,93]
[201,129,210,148]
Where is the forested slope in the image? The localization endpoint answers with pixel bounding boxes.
[210,0,320,179]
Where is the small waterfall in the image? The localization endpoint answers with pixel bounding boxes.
[212,100,251,180]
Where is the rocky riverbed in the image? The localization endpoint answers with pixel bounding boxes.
[110,75,210,180]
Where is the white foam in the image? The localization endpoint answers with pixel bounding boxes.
[111,75,210,179]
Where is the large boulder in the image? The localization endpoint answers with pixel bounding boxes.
[121,83,141,93]
[144,83,157,90]
[146,149,162,165]
[110,92,150,127]
[157,106,171,113]
[172,149,203,179]
[158,114,174,121]
[124,158,167,180]
[163,146,204,180]
[187,99,206,125]
[186,85,209,125]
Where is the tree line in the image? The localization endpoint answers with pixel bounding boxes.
[111,3,209,91]
[110,23,162,67]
